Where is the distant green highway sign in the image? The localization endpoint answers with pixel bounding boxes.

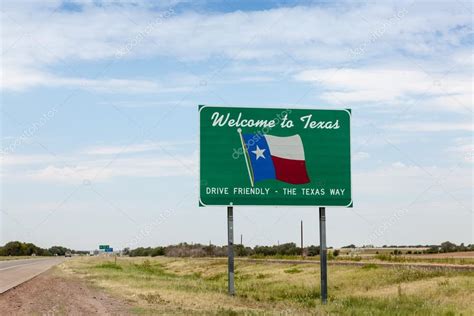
[99,245,110,250]
[199,106,352,207]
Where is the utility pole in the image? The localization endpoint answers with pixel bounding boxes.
[240,234,243,245]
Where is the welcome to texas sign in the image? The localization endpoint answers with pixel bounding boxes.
[199,106,352,207]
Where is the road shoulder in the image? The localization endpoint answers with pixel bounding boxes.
[0,267,132,315]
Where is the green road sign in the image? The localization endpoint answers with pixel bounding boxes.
[199,106,352,207]
[99,245,110,250]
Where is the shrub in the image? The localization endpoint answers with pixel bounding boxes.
[307,245,320,256]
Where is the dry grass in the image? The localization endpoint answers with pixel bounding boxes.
[336,252,474,265]
[60,256,474,315]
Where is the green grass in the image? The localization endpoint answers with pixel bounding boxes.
[62,257,474,315]
[361,263,378,270]
[284,267,303,274]
[95,262,123,270]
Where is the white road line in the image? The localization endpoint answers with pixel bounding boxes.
[0,262,38,271]
[0,259,54,271]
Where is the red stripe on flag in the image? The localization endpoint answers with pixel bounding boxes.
[271,156,310,184]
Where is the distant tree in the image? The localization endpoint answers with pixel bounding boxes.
[440,241,457,253]
[0,241,51,256]
[129,247,147,257]
[254,245,277,256]
[235,244,252,256]
[426,246,439,254]
[307,245,320,256]
[48,246,70,256]
[0,241,24,256]
[342,244,356,249]
[150,247,165,257]
[276,243,299,256]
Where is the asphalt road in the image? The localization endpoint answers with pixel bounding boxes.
[0,257,65,293]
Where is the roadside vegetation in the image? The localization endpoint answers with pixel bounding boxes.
[124,241,474,266]
[2,240,471,259]
[125,241,473,258]
[2,240,473,268]
[0,241,87,256]
[61,256,474,315]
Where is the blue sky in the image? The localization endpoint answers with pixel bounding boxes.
[1,0,472,250]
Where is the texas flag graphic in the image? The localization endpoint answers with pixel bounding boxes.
[240,131,310,186]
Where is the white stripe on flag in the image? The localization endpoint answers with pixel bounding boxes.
[265,134,305,161]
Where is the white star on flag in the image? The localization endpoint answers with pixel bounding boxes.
[252,145,266,160]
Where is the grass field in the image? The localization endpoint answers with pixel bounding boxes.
[335,254,474,266]
[334,248,474,266]
[248,252,474,266]
[60,256,474,315]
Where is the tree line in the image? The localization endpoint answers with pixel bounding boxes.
[425,241,474,254]
[0,241,86,256]
[125,241,472,258]
[124,242,335,258]
[2,240,471,257]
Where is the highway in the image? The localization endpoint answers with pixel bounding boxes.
[0,257,65,293]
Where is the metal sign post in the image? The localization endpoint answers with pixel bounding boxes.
[227,205,235,296]
[301,220,304,258]
[319,207,328,304]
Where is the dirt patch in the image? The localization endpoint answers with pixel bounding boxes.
[0,268,132,315]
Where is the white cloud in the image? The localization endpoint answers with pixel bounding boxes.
[2,141,197,183]
[96,100,196,108]
[354,162,472,204]
[387,121,473,132]
[27,155,196,183]
[1,65,189,93]
[295,67,472,111]
[446,137,474,164]
[83,140,195,155]
[49,77,162,93]
[391,161,406,168]
[1,1,472,99]
[1,154,59,166]
[353,151,370,161]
